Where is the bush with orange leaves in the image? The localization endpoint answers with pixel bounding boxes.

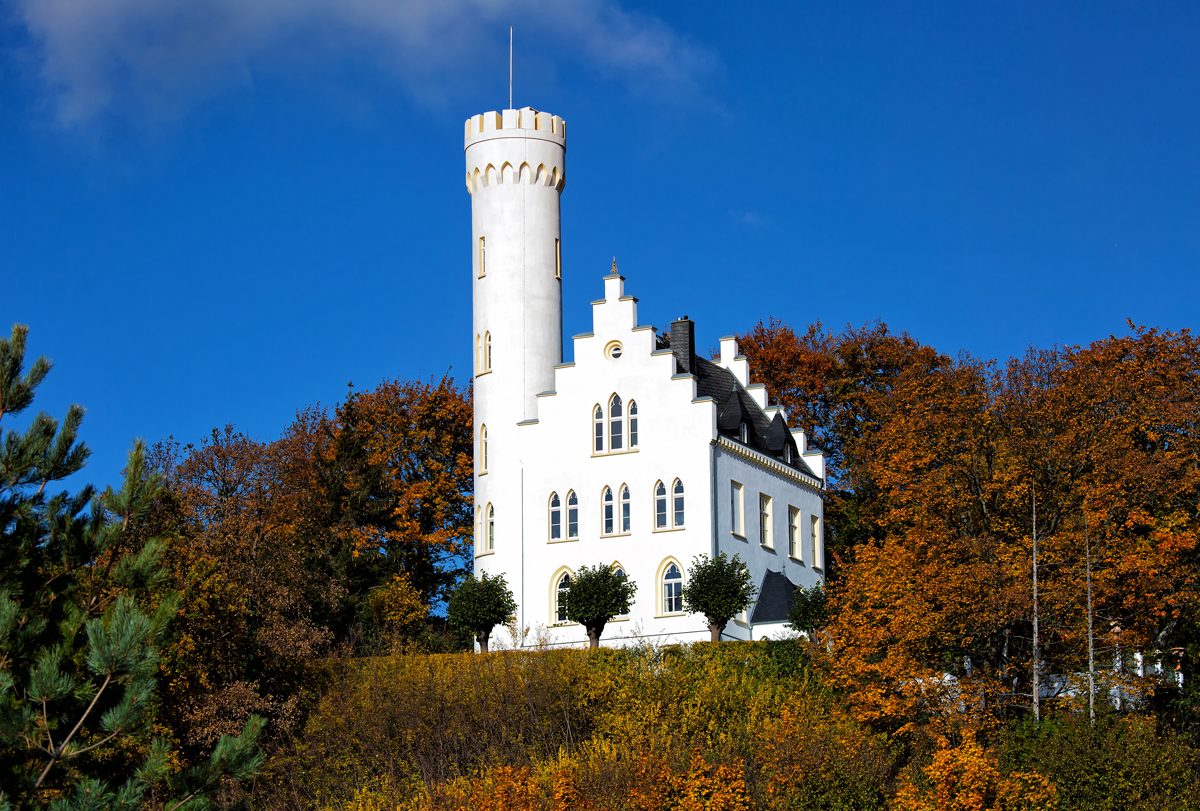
[891,738,1056,811]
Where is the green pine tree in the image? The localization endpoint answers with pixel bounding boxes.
[0,324,263,810]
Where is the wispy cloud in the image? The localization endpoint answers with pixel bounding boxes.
[9,0,720,125]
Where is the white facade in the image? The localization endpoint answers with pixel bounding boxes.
[466,108,825,648]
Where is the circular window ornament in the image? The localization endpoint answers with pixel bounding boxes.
[605,341,624,360]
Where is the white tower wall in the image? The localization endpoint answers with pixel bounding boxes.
[466,108,566,606]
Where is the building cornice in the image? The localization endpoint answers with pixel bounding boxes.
[714,436,824,492]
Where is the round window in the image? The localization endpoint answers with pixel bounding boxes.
[605,341,624,360]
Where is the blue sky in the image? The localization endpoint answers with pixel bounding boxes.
[2,1,1198,488]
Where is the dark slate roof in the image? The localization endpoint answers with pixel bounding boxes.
[750,570,796,624]
[692,355,819,479]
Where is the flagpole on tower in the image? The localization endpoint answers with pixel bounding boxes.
[509,26,513,110]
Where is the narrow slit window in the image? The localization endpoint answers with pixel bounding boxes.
[673,480,685,527]
[609,395,624,451]
[479,425,488,473]
[556,573,572,623]
[594,405,604,453]
[655,481,668,529]
[549,492,561,540]
[602,487,614,535]
[620,485,631,532]
[487,504,495,551]
[731,481,744,535]
[555,238,561,280]
[811,516,821,568]
[567,491,579,538]
[478,236,486,278]
[629,401,638,447]
[663,564,683,614]
[484,332,492,372]
[759,494,771,547]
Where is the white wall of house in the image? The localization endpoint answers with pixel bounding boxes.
[466,107,824,650]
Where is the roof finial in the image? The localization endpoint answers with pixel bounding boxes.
[612,256,617,274]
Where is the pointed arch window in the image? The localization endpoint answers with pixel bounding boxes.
[478,236,486,278]
[475,334,481,374]
[484,332,492,372]
[594,405,604,453]
[549,492,561,541]
[567,491,579,538]
[602,486,615,535]
[654,481,668,529]
[673,479,685,527]
[479,425,488,473]
[486,504,495,551]
[629,401,638,448]
[663,563,683,614]
[556,572,572,623]
[620,485,631,533]
[609,395,624,451]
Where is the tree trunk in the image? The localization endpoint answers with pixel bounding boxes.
[588,629,600,649]
[709,621,725,642]
[477,632,489,653]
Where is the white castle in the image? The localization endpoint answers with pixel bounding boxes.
[465,106,826,647]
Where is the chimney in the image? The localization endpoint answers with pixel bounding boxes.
[671,316,695,375]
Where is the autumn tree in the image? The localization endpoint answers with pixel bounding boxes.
[681,553,757,642]
[563,565,637,649]
[0,324,263,808]
[447,572,517,652]
[343,375,474,608]
[810,324,1200,734]
[737,319,955,573]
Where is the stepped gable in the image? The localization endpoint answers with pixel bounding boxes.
[691,355,817,479]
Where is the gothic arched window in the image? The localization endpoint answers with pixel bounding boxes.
[663,563,683,614]
[673,479,685,527]
[479,424,488,473]
[549,492,561,541]
[487,504,495,551]
[593,405,604,453]
[556,573,572,623]
[567,491,579,538]
[629,400,639,448]
[620,485,631,533]
[484,331,492,372]
[609,395,624,451]
[654,481,668,529]
[602,486,615,535]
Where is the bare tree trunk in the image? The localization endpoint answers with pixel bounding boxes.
[709,622,725,642]
[1086,511,1095,726]
[1033,485,1040,723]
[477,632,489,653]
[588,629,600,649]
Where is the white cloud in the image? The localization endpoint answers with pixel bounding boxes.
[9,0,720,125]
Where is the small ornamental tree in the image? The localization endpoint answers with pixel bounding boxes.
[563,564,637,649]
[682,553,757,642]
[447,571,516,652]
[787,583,829,636]
[0,324,263,809]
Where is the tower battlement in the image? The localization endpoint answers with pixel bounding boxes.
[464,107,567,194]
[464,107,566,147]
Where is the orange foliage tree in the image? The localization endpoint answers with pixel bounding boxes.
[143,374,474,759]
[738,319,1200,732]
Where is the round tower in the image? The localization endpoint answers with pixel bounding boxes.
[465,107,566,624]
